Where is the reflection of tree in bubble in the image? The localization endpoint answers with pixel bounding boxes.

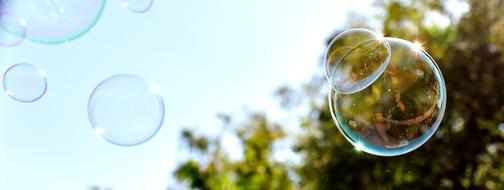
[325,28,391,94]
[329,37,446,156]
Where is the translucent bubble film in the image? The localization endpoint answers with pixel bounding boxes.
[325,28,391,94]
[2,63,47,103]
[328,36,447,156]
[0,0,105,44]
[88,74,165,146]
[0,12,26,47]
[122,0,153,13]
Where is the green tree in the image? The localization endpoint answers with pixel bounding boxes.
[175,0,504,189]
[175,113,293,190]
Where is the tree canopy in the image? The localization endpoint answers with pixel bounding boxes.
[174,0,504,189]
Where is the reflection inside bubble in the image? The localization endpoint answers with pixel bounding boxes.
[329,37,446,156]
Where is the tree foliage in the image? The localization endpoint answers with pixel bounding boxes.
[175,0,504,189]
[175,114,293,190]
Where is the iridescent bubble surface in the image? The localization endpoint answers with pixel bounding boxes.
[329,37,446,156]
[3,63,47,103]
[0,0,105,44]
[122,0,153,13]
[88,74,165,146]
[325,28,391,94]
[0,12,26,47]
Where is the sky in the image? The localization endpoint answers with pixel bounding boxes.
[0,0,375,189]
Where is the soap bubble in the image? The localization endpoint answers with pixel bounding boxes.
[329,37,446,156]
[122,0,153,13]
[2,63,47,103]
[0,0,105,44]
[325,28,391,94]
[0,12,26,47]
[88,74,164,146]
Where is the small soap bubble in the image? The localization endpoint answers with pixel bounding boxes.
[0,12,26,47]
[324,28,391,94]
[122,0,153,13]
[329,37,446,156]
[88,74,165,146]
[2,63,47,103]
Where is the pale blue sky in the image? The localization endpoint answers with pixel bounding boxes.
[0,0,374,189]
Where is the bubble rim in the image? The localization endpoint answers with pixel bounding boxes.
[123,0,154,14]
[87,73,165,146]
[328,37,447,157]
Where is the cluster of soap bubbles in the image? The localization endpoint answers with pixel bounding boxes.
[1,0,161,146]
[324,28,447,156]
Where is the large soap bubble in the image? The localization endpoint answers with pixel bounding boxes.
[88,74,165,146]
[329,37,446,156]
[0,0,105,44]
[324,28,391,94]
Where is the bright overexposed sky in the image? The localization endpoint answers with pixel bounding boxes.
[0,0,375,189]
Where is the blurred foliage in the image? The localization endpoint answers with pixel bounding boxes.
[175,114,293,190]
[175,0,504,189]
[88,186,111,190]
